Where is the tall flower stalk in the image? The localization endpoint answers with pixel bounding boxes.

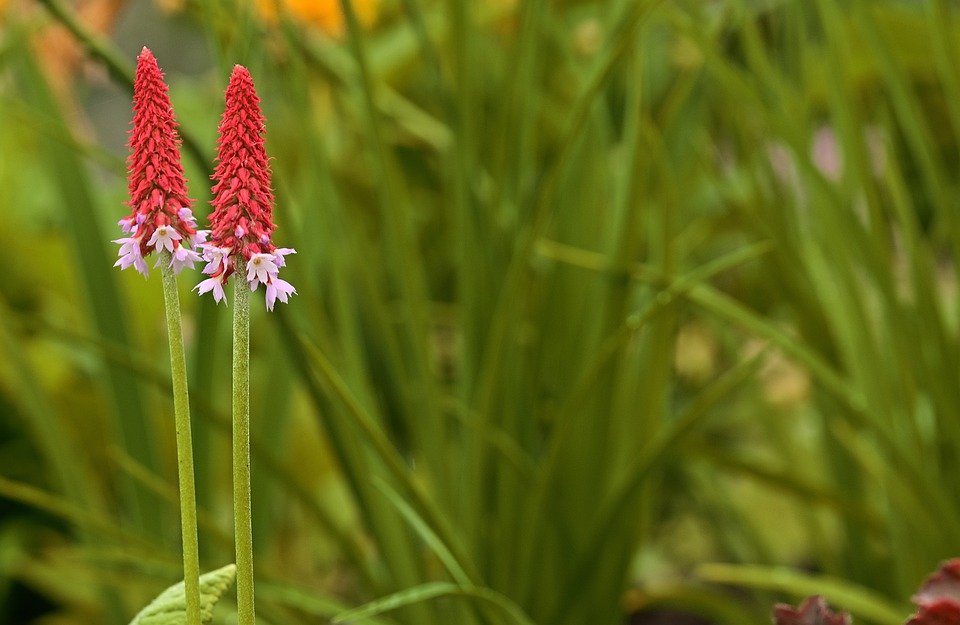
[114,47,203,625]
[231,277,252,625]
[200,64,296,625]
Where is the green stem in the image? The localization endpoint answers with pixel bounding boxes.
[158,250,202,625]
[232,279,255,625]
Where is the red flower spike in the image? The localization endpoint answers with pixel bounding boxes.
[196,64,296,310]
[115,47,204,276]
[772,596,851,625]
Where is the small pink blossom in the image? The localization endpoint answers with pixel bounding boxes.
[118,217,137,233]
[246,253,279,285]
[201,245,232,275]
[194,277,227,304]
[178,206,199,228]
[265,278,297,311]
[148,225,182,253]
[170,246,204,274]
[273,248,296,268]
[113,236,148,276]
[190,230,209,247]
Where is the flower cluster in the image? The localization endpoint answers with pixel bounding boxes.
[115,47,204,277]
[115,50,295,310]
[195,65,295,311]
[774,560,960,625]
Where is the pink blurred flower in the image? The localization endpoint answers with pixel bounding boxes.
[907,600,960,625]
[773,596,851,625]
[811,126,843,182]
[907,560,960,625]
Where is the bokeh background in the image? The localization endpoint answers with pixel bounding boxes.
[1,0,959,623]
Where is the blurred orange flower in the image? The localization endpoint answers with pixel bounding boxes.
[257,0,378,37]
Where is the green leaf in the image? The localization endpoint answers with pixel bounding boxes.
[332,581,536,625]
[128,564,237,625]
[697,563,908,625]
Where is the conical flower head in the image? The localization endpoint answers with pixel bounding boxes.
[196,65,296,310]
[114,47,204,276]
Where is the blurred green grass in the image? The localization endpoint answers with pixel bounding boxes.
[3,0,960,624]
